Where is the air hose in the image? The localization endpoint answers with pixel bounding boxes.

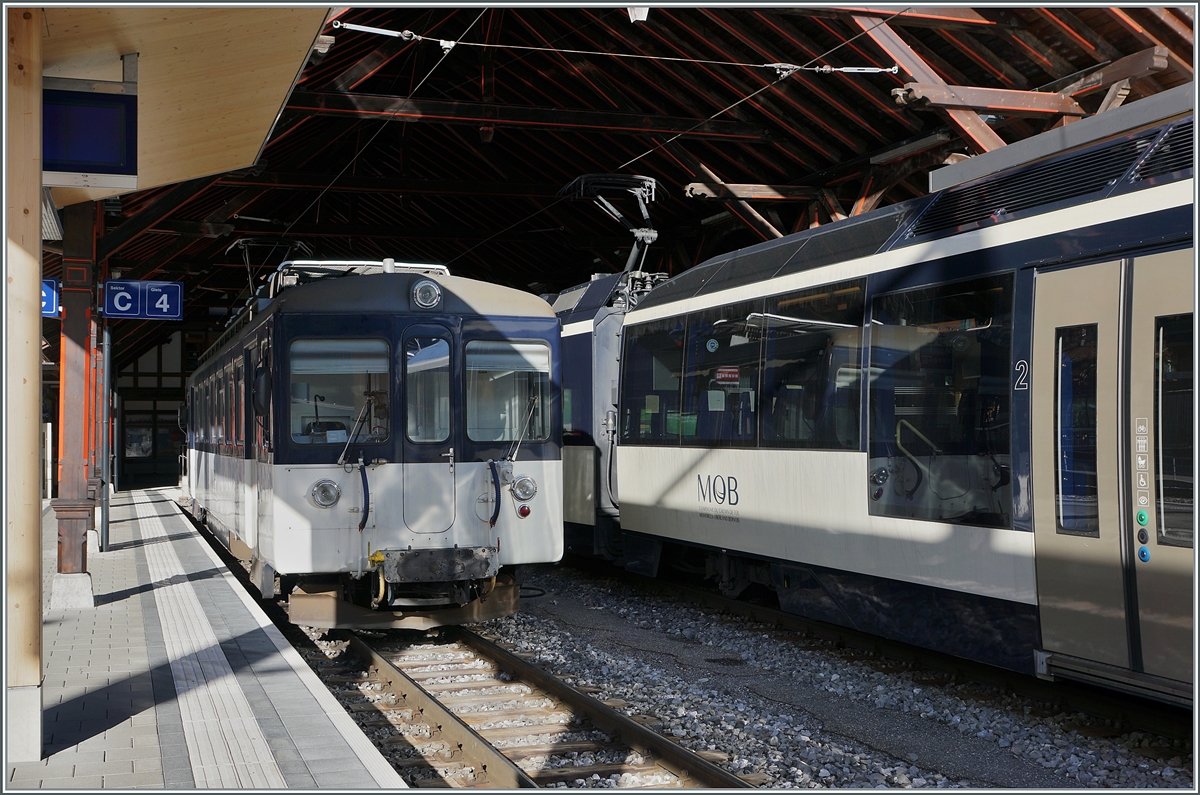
[487,459,502,528]
[358,454,370,532]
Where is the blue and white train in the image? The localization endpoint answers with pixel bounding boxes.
[181,260,563,629]
[576,85,1195,704]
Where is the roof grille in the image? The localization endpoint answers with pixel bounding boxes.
[908,130,1159,239]
[1132,119,1194,181]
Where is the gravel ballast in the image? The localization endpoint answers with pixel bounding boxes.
[467,564,1192,789]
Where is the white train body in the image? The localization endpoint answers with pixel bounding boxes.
[610,94,1194,704]
[181,263,563,628]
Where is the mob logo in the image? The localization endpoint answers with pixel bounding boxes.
[697,474,739,505]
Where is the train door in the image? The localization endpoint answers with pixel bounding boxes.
[402,325,456,533]
[1031,251,1193,690]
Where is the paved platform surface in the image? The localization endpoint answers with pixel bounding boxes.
[6,487,405,789]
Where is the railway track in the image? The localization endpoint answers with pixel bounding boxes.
[310,627,754,788]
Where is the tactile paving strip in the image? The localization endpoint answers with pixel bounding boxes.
[133,495,287,788]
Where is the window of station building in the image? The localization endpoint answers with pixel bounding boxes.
[466,341,552,443]
[1155,313,1193,547]
[760,279,865,449]
[867,273,1014,528]
[681,300,763,446]
[620,317,685,444]
[288,339,390,445]
[1054,325,1099,537]
[405,337,451,443]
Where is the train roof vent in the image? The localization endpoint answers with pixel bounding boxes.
[907,129,1159,239]
[1132,118,1194,181]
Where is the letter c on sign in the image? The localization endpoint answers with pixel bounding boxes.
[114,291,132,311]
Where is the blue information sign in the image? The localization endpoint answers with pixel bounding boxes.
[103,280,184,320]
[41,278,60,317]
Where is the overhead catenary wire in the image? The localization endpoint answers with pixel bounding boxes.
[323,7,914,269]
[278,9,490,245]
[332,19,899,79]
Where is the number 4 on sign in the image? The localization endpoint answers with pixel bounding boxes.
[156,294,170,312]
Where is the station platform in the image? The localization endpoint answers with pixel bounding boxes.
[6,488,405,789]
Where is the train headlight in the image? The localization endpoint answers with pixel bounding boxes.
[311,479,341,508]
[511,475,537,502]
[412,280,442,309]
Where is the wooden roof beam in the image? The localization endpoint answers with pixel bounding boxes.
[780,7,1012,31]
[1141,7,1193,49]
[684,183,818,201]
[97,176,219,263]
[671,144,782,241]
[1035,8,1161,95]
[848,16,1005,153]
[638,10,855,159]
[754,11,922,132]
[285,91,780,140]
[893,85,1085,118]
[696,8,888,143]
[220,172,560,197]
[1105,8,1192,77]
[1058,47,1170,99]
[934,28,1028,88]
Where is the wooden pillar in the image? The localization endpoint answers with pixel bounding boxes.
[53,203,100,575]
[6,6,44,763]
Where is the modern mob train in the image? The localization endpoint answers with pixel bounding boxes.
[574,86,1195,704]
[180,259,563,629]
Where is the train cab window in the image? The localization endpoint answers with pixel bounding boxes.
[620,317,685,444]
[760,279,865,449]
[1155,313,1193,547]
[868,273,1014,528]
[405,337,450,443]
[1054,325,1099,536]
[288,339,390,445]
[466,341,552,443]
[682,299,763,446]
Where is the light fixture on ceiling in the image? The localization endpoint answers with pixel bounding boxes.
[628,7,649,23]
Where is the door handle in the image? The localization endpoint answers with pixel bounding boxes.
[442,447,454,473]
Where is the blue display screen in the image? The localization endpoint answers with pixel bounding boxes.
[43,89,137,175]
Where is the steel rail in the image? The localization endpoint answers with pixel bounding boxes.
[450,627,754,788]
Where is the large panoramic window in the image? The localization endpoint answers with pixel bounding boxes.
[868,273,1013,528]
[466,341,551,443]
[620,317,685,444]
[681,300,763,446]
[289,338,390,445]
[760,279,865,449]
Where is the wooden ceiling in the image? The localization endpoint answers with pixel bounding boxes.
[42,7,329,206]
[40,6,1194,371]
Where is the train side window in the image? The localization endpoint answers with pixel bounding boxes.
[224,363,234,446]
[1155,313,1193,547]
[1054,325,1100,536]
[681,299,763,446]
[868,273,1014,528]
[465,341,552,443]
[405,337,451,443]
[288,339,390,445]
[760,279,865,450]
[233,359,244,447]
[620,317,685,445]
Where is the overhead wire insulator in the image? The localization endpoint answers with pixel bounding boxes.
[331,20,415,40]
